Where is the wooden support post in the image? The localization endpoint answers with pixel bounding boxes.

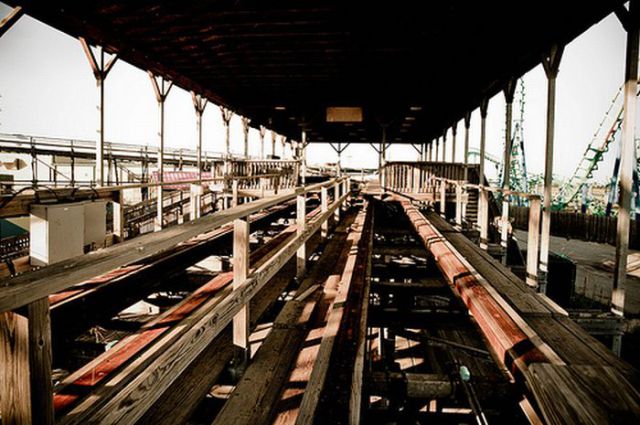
[301,130,307,186]
[380,128,387,191]
[342,178,349,212]
[112,191,125,242]
[190,183,203,220]
[149,72,173,232]
[455,182,463,228]
[259,126,266,159]
[442,131,447,162]
[479,188,489,250]
[191,92,207,186]
[0,298,54,425]
[321,186,329,239]
[502,79,517,254]
[28,298,54,425]
[1,310,30,424]
[439,180,446,217]
[477,99,489,233]
[242,117,250,158]
[613,1,639,315]
[526,196,542,288]
[539,44,564,294]
[271,130,277,158]
[334,181,341,223]
[463,112,471,182]
[233,217,250,365]
[297,191,307,278]
[80,38,118,187]
[451,124,457,163]
[221,107,233,210]
[232,180,239,208]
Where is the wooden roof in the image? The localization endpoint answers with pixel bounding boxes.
[9,1,623,144]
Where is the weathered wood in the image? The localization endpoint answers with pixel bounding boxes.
[0,179,341,313]
[135,233,323,425]
[59,190,348,425]
[296,191,307,278]
[53,207,315,415]
[0,310,30,425]
[233,218,250,357]
[27,298,54,425]
[526,196,541,287]
[321,186,328,239]
[296,204,371,425]
[211,209,358,425]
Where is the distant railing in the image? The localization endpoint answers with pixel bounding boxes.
[381,161,479,193]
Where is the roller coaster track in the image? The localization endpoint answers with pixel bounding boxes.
[552,85,627,211]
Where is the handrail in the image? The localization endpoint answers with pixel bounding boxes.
[0,177,346,313]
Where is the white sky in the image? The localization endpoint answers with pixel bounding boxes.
[0,3,636,182]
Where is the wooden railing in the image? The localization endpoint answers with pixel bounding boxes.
[0,176,350,424]
[381,161,479,193]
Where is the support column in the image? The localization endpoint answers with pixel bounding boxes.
[463,112,471,182]
[221,107,233,209]
[233,217,250,365]
[501,79,517,255]
[281,136,287,159]
[271,130,277,159]
[434,136,440,162]
[296,191,307,278]
[613,1,639,315]
[455,182,463,228]
[334,181,341,223]
[451,123,457,163]
[242,117,250,158]
[80,38,118,187]
[149,72,173,232]
[301,130,307,186]
[527,196,542,288]
[259,126,267,159]
[380,127,388,191]
[477,99,489,244]
[321,186,329,239]
[442,131,447,162]
[191,92,207,220]
[539,44,564,294]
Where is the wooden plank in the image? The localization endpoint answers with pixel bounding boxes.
[211,206,359,425]
[53,207,312,414]
[27,298,54,425]
[136,231,324,425]
[0,179,341,313]
[0,310,30,424]
[59,191,349,425]
[233,218,250,356]
[295,204,371,425]
[525,364,640,425]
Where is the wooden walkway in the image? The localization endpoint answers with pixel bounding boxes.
[401,201,640,424]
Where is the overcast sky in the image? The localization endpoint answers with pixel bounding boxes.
[0,3,635,182]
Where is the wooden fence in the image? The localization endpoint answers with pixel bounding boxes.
[510,206,640,248]
[382,161,479,194]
